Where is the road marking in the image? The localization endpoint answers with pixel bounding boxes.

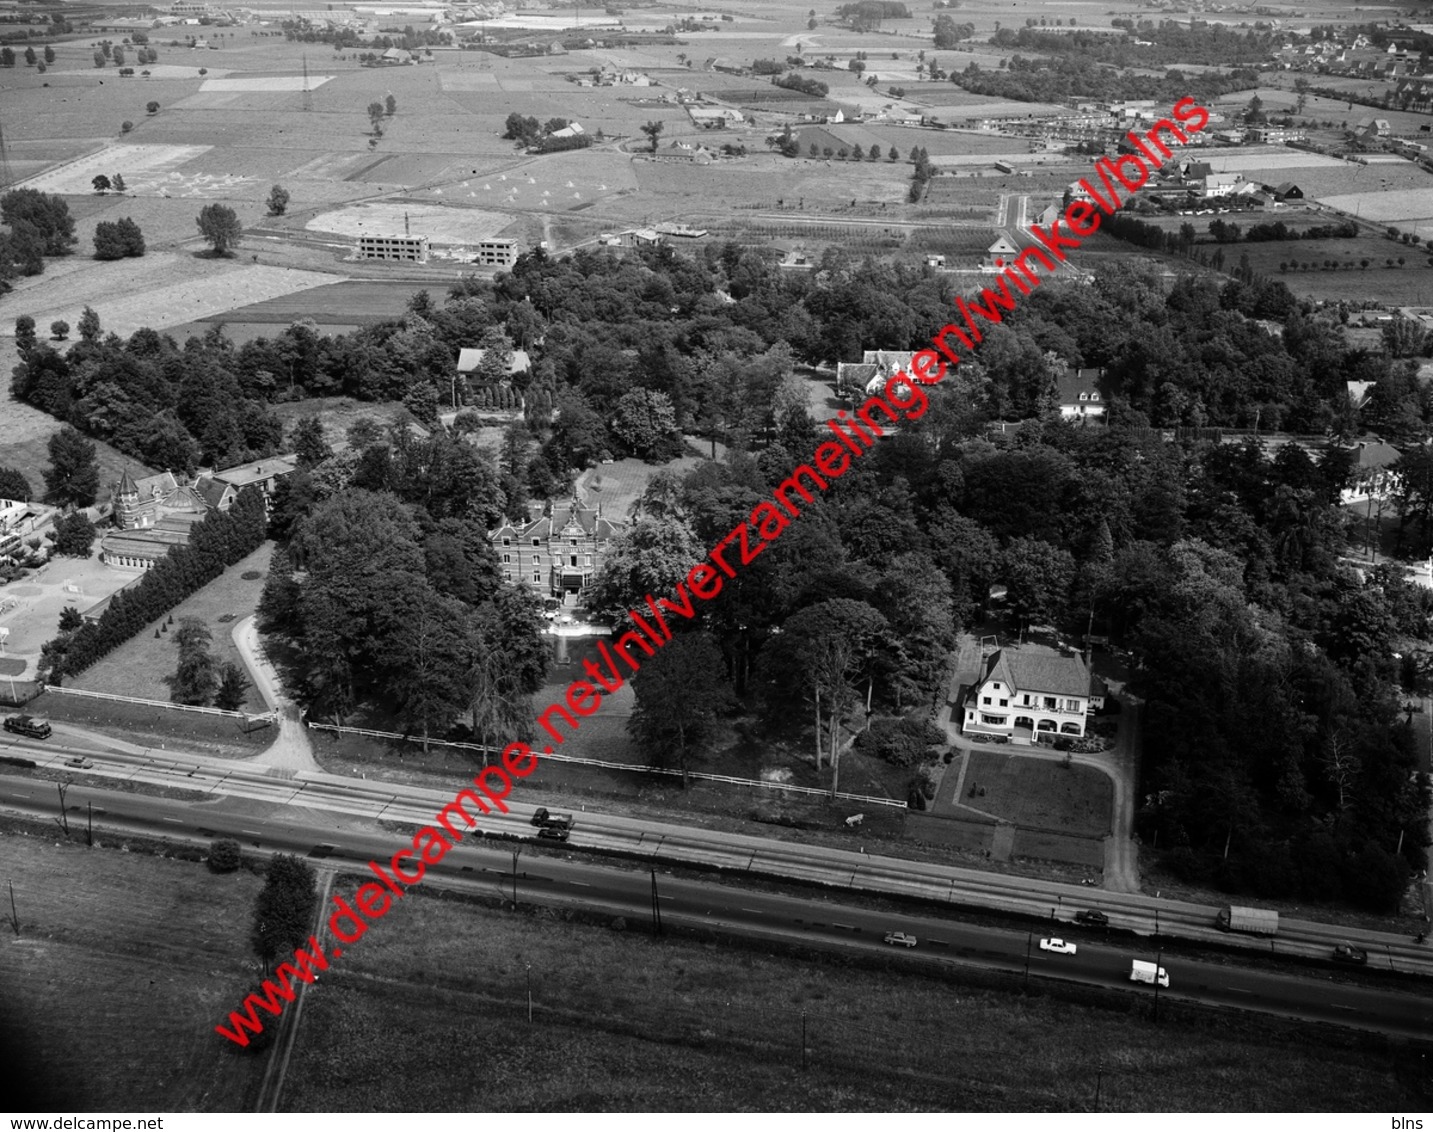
[241,829,262,835]
[162,818,182,824]
[831,922,859,932]
[739,907,763,915]
[570,881,592,887]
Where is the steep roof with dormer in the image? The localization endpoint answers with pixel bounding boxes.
[980,648,1092,698]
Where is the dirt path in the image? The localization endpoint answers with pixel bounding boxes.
[231,615,319,777]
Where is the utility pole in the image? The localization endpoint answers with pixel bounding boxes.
[1024,931,1032,988]
[1095,1059,1104,1111]
[7,880,18,937]
[55,781,70,835]
[526,962,532,1024]
[511,847,520,907]
[650,868,662,935]
[86,802,93,847]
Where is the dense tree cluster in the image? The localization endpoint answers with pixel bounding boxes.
[38,488,268,682]
[1007,20,1274,66]
[250,854,318,972]
[92,217,145,260]
[0,189,77,292]
[257,423,548,746]
[834,1,910,30]
[773,72,829,97]
[957,53,1259,105]
[11,321,284,472]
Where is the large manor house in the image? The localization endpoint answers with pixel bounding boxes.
[100,457,297,570]
[489,499,622,601]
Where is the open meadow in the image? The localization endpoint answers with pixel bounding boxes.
[0,829,266,1111]
[282,881,1424,1112]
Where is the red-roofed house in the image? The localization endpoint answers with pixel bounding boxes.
[962,648,1099,741]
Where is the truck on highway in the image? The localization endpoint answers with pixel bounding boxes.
[530,807,574,831]
[1129,960,1169,987]
[1215,905,1278,936]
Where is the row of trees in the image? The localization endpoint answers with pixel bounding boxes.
[0,44,54,66]
[38,488,269,683]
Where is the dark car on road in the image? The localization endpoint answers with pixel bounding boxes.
[1332,943,1368,965]
[3,714,51,739]
[536,826,569,842]
[1074,909,1109,927]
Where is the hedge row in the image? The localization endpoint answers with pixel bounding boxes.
[42,488,268,682]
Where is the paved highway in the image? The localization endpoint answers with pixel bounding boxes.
[2,765,1430,1041]
[4,729,1433,1026]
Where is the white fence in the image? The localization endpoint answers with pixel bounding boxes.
[305,721,906,809]
[45,684,275,724]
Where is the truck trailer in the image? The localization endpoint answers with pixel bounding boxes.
[1215,905,1278,936]
[1129,960,1169,987]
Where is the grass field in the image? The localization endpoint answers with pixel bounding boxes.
[65,541,276,714]
[39,692,275,756]
[281,883,1429,1112]
[0,829,266,1111]
[959,750,1112,838]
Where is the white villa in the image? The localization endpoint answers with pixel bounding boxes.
[962,648,1101,742]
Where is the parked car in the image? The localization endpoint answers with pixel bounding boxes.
[536,826,569,842]
[1332,943,1368,965]
[64,757,94,770]
[1074,909,1109,927]
[1039,937,1077,955]
[882,931,918,948]
[3,714,51,739]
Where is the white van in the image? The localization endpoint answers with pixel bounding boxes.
[1130,960,1169,987]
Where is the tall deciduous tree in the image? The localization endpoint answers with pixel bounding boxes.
[761,598,888,788]
[266,184,290,217]
[629,631,735,786]
[51,511,96,557]
[640,119,664,152]
[0,466,32,501]
[43,426,99,508]
[196,203,242,256]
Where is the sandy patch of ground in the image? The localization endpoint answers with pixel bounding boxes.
[1193,151,1349,173]
[201,75,335,92]
[0,254,347,339]
[1318,188,1433,225]
[0,555,140,678]
[17,143,211,194]
[306,201,512,244]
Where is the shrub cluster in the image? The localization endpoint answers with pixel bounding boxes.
[854,716,945,768]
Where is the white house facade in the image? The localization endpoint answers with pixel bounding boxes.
[962,649,1098,741]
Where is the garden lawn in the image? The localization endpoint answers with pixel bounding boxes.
[962,749,1112,838]
[65,541,276,713]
